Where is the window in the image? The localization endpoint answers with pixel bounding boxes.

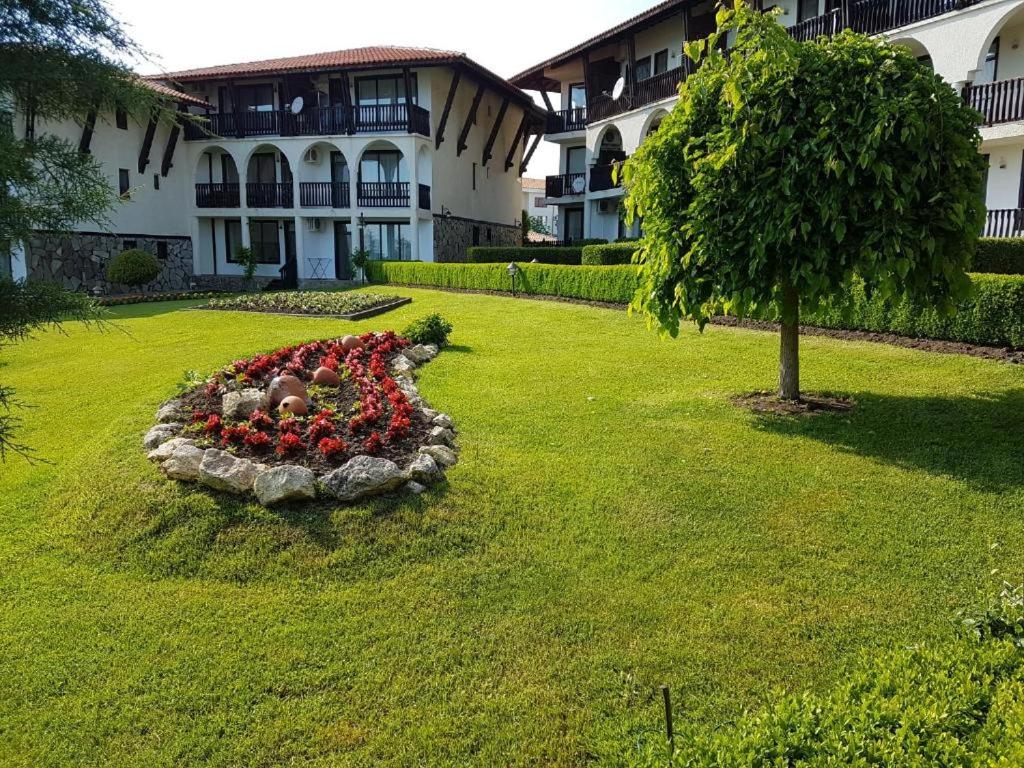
[654,49,669,75]
[251,153,277,184]
[115,107,128,130]
[359,151,407,184]
[566,146,587,175]
[122,239,137,251]
[985,37,1000,82]
[153,174,160,191]
[225,219,243,261]
[534,196,546,208]
[118,169,130,197]
[355,74,418,106]
[472,226,480,246]
[634,56,652,82]
[248,220,281,264]
[364,222,411,260]
[569,83,587,110]
[487,228,492,243]
[798,0,819,22]
[236,84,275,113]
[156,241,168,260]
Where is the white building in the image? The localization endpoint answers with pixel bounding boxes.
[511,0,1024,242]
[522,178,558,239]
[11,46,545,291]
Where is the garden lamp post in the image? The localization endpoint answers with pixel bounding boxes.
[507,262,520,297]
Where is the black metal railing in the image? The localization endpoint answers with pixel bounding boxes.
[357,181,410,207]
[546,172,587,198]
[299,181,350,208]
[788,8,844,41]
[546,107,588,134]
[195,183,240,208]
[589,163,625,193]
[246,182,293,208]
[788,0,977,42]
[184,104,431,140]
[984,209,1024,238]
[964,77,1024,126]
[418,183,431,210]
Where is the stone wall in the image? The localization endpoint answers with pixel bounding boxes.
[26,231,193,294]
[433,215,522,263]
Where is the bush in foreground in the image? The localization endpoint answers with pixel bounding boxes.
[402,313,453,347]
[638,584,1024,767]
[581,243,639,266]
[974,238,1024,275]
[106,249,160,289]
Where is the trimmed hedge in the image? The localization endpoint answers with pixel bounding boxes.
[974,238,1024,275]
[367,261,638,304]
[581,243,639,265]
[107,249,160,287]
[466,246,584,265]
[369,261,1024,348]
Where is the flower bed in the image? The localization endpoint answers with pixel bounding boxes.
[199,291,410,319]
[144,331,458,506]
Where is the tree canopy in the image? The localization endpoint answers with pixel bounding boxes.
[624,2,986,399]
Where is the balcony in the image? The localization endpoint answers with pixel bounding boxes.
[184,103,431,141]
[589,163,625,193]
[195,183,240,208]
[788,0,978,42]
[246,182,293,208]
[418,183,431,211]
[546,107,587,135]
[299,182,350,208]
[573,67,688,127]
[984,209,1024,238]
[964,77,1024,126]
[357,181,411,208]
[546,172,587,198]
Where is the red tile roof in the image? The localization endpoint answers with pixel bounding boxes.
[141,79,212,109]
[522,177,546,190]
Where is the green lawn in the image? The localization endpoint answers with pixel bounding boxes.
[1,287,1022,767]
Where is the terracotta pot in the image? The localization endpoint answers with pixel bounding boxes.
[341,335,364,352]
[312,366,341,386]
[268,374,307,407]
[279,396,308,417]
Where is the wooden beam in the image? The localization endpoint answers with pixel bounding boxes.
[457,83,486,156]
[582,51,593,111]
[402,67,415,133]
[504,112,529,172]
[519,130,543,175]
[339,71,355,135]
[482,96,510,166]
[78,108,97,154]
[539,88,555,113]
[137,112,158,172]
[435,69,461,149]
[160,105,187,177]
[681,7,693,78]
[627,35,638,94]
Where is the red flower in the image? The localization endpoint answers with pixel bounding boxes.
[249,410,274,430]
[278,418,301,435]
[276,432,304,456]
[318,437,348,460]
[204,414,223,435]
[221,423,250,446]
[244,430,273,451]
[362,431,383,455]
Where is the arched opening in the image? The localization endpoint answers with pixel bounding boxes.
[245,143,293,208]
[891,37,934,71]
[595,125,625,165]
[973,2,1024,84]
[643,109,669,140]
[297,141,350,208]
[194,147,240,208]
[356,140,409,207]
[416,145,432,211]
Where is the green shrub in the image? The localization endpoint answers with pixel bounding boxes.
[106,249,160,288]
[582,243,639,266]
[973,238,1024,275]
[402,313,453,347]
[368,261,639,304]
[467,246,584,265]
[638,585,1024,767]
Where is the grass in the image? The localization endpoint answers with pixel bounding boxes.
[0,287,1022,766]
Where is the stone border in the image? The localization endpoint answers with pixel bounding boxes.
[192,296,412,321]
[143,340,458,507]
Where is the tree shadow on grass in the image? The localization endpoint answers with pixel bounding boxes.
[104,300,210,320]
[750,389,1024,493]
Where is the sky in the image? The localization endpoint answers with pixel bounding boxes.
[106,0,655,178]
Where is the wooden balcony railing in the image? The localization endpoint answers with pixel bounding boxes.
[589,163,625,193]
[299,182,350,208]
[357,181,410,207]
[352,103,431,136]
[788,8,843,41]
[984,209,1024,238]
[964,77,1024,126]
[184,104,430,140]
[195,183,240,208]
[246,182,293,208]
[789,0,978,42]
[418,183,431,211]
[546,172,587,198]
[634,67,686,107]
[546,107,588,135]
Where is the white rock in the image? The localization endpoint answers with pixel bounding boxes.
[321,455,405,502]
[143,424,180,450]
[420,407,439,421]
[222,388,266,421]
[254,465,316,506]
[199,448,258,494]
[392,355,417,374]
[405,480,427,495]
[406,453,444,484]
[423,344,440,358]
[428,426,457,447]
[432,413,454,430]
[419,444,458,468]
[161,445,206,481]
[155,400,183,423]
[148,437,196,463]
[403,345,435,364]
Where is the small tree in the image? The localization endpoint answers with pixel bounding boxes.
[527,215,551,236]
[107,248,159,292]
[234,245,259,292]
[624,2,985,401]
[352,249,371,284]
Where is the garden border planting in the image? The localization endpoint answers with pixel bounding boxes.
[198,292,411,320]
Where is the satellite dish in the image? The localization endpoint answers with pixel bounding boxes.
[611,77,626,101]
[571,176,586,194]
[289,96,305,115]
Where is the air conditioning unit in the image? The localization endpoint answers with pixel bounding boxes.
[305,218,322,232]
[303,147,321,164]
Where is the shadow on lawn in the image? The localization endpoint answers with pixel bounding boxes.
[752,389,1024,492]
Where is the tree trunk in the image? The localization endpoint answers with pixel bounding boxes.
[779,284,800,401]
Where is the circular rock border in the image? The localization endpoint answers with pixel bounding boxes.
[143,339,459,506]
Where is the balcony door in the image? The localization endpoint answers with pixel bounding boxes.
[334,222,352,279]
[360,151,407,184]
[564,207,584,242]
[252,153,277,184]
[356,74,418,107]
[566,146,587,176]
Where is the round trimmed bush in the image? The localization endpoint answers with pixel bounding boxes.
[107,249,160,288]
